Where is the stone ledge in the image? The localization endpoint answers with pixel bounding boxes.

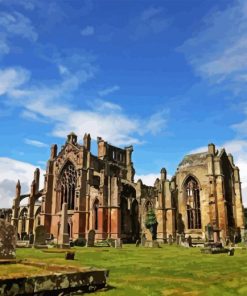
[0,260,109,295]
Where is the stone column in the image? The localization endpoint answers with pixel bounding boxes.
[125,146,134,182]
[156,176,166,243]
[12,180,21,231]
[58,202,69,246]
[34,168,40,194]
[40,159,54,234]
[73,168,87,239]
[216,174,227,240]
[109,176,121,239]
[234,167,245,239]
[27,180,35,234]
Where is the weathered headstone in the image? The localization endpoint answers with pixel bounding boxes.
[146,230,152,241]
[135,239,140,247]
[29,233,34,245]
[0,219,16,259]
[187,235,192,247]
[59,203,70,246]
[34,225,46,245]
[228,248,235,256]
[176,234,181,245]
[168,234,173,245]
[87,229,96,247]
[141,234,146,246]
[181,241,190,248]
[115,238,122,248]
[205,224,214,241]
[145,240,160,248]
[65,251,75,260]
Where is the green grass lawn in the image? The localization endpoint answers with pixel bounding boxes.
[16,245,247,296]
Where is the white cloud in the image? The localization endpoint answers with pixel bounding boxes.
[0,157,45,208]
[0,67,30,96]
[98,85,120,97]
[24,138,48,148]
[231,105,247,137]
[135,172,172,186]
[58,65,69,76]
[135,173,160,186]
[131,6,170,40]
[0,33,9,54]
[54,52,98,85]
[90,99,122,112]
[179,1,247,90]
[20,110,47,123]
[0,65,169,146]
[0,0,36,10]
[145,109,169,135]
[141,7,163,21]
[81,25,94,36]
[0,11,38,55]
[189,146,208,154]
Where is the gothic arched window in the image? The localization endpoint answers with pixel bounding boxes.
[60,162,76,210]
[93,199,99,230]
[185,177,201,229]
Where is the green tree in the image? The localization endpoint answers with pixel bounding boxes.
[145,209,158,240]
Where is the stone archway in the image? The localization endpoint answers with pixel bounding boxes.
[184,176,201,230]
[131,199,139,240]
[120,183,137,241]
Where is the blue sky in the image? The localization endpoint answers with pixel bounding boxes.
[1,0,247,207]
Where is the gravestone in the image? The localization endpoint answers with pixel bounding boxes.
[176,234,181,245]
[180,241,190,248]
[0,219,16,259]
[146,230,152,241]
[205,224,214,241]
[187,235,192,247]
[34,225,46,245]
[135,239,140,247]
[141,234,146,246]
[65,251,75,260]
[145,240,160,248]
[115,238,122,249]
[87,230,95,247]
[29,233,34,245]
[168,234,173,245]
[59,203,70,246]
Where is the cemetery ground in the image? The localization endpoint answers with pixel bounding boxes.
[10,244,247,296]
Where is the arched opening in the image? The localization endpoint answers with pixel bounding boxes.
[145,200,152,212]
[221,154,235,228]
[68,223,71,238]
[131,199,139,240]
[93,199,99,230]
[184,176,201,229]
[121,197,128,234]
[120,184,136,240]
[19,208,28,240]
[34,206,41,229]
[58,161,77,210]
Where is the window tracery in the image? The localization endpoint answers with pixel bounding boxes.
[93,199,99,230]
[60,162,76,210]
[185,177,201,229]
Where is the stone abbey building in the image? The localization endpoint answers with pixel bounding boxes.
[9,132,245,243]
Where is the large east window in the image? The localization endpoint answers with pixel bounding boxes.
[185,177,201,229]
[60,162,76,210]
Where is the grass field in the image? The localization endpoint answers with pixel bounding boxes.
[15,245,247,296]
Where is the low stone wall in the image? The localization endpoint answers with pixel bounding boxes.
[0,261,109,295]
